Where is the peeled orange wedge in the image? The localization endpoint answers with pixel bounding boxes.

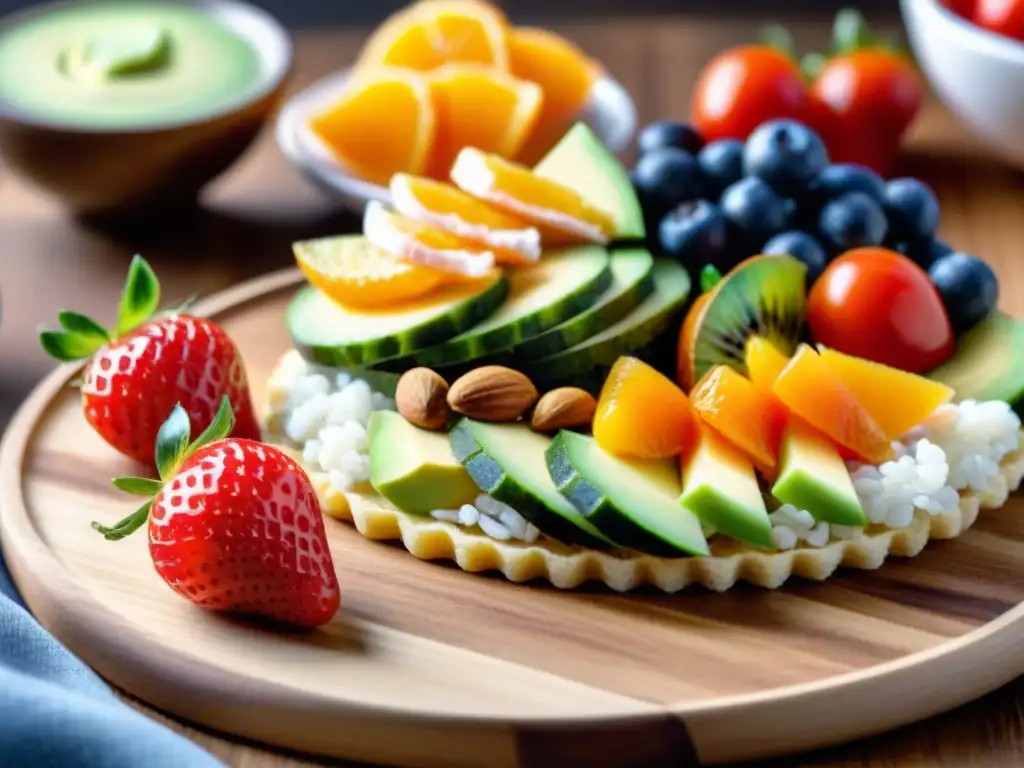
[308,67,434,185]
[294,235,447,309]
[356,0,511,72]
[364,200,496,278]
[509,28,599,135]
[449,147,616,245]
[390,173,541,264]
[426,64,543,179]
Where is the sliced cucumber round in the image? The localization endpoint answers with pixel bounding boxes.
[546,431,709,557]
[287,272,508,368]
[449,419,616,549]
[407,246,612,368]
[521,259,691,390]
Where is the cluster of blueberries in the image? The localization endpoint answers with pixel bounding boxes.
[629,118,998,334]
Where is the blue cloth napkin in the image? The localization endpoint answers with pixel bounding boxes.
[0,550,224,768]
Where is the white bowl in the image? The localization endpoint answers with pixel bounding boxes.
[276,67,637,213]
[902,0,1024,168]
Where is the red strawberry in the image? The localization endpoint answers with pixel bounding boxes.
[39,255,260,465]
[97,397,340,628]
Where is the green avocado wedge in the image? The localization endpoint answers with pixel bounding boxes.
[449,419,615,549]
[546,431,709,557]
[286,269,507,368]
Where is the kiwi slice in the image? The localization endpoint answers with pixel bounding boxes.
[687,254,807,384]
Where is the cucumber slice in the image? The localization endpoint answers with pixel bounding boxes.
[506,247,655,362]
[286,273,507,367]
[521,259,691,390]
[546,431,709,557]
[449,419,615,549]
[407,246,613,368]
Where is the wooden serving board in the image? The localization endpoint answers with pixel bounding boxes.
[5,269,1024,768]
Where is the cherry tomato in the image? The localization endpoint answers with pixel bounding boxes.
[974,0,1024,41]
[941,0,977,19]
[691,46,809,143]
[807,247,955,373]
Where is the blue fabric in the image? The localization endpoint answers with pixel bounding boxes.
[0,550,224,768]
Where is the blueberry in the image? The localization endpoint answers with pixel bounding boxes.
[743,119,829,195]
[883,178,940,242]
[809,163,886,205]
[928,252,999,334]
[658,200,732,271]
[697,139,744,198]
[818,192,888,253]
[720,177,791,247]
[638,120,704,156]
[631,147,705,215]
[894,238,954,270]
[762,231,829,285]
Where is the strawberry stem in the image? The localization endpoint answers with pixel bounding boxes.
[92,500,154,541]
[832,8,873,55]
[700,264,723,293]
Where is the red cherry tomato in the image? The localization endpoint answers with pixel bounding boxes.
[691,46,809,143]
[974,0,1024,41]
[807,248,955,374]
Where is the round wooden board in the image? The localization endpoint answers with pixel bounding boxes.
[5,269,1024,768]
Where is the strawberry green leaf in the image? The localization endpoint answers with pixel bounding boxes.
[39,330,107,362]
[832,8,872,55]
[759,24,795,60]
[116,255,160,337]
[188,396,235,454]
[700,264,723,294]
[92,500,153,541]
[58,311,110,343]
[155,404,191,480]
[112,476,163,496]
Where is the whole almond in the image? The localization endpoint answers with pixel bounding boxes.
[530,388,597,433]
[396,367,449,430]
[448,366,538,422]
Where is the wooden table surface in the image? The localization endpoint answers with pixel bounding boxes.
[3,7,1024,767]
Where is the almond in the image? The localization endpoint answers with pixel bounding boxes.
[530,387,597,433]
[396,367,449,430]
[448,366,538,422]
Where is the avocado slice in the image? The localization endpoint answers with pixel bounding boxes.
[534,122,646,241]
[771,420,867,526]
[449,419,615,549]
[546,431,708,557]
[367,412,480,515]
[679,426,773,548]
[927,311,1024,415]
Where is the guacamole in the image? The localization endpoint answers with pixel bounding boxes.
[0,1,265,128]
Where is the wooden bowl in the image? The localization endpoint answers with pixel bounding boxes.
[0,0,293,216]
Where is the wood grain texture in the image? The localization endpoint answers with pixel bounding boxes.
[4,9,1024,768]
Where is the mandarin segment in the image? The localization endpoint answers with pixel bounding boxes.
[425,65,543,180]
[772,344,893,465]
[450,146,615,245]
[593,356,697,459]
[745,335,791,391]
[308,67,434,185]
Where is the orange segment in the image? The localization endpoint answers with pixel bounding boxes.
[818,346,955,439]
[426,65,543,180]
[308,67,434,185]
[390,173,541,264]
[593,356,698,459]
[293,235,446,309]
[363,200,495,278]
[450,147,615,245]
[690,365,787,477]
[356,0,510,71]
[745,336,791,392]
[772,344,893,465]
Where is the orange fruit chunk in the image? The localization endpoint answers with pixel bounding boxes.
[390,173,541,264]
[690,365,787,478]
[426,65,543,180]
[593,356,698,459]
[772,344,893,465]
[818,346,955,439]
[356,0,510,72]
[508,27,600,138]
[308,67,434,186]
[363,200,496,278]
[745,336,791,392]
[450,147,615,245]
[293,235,446,309]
